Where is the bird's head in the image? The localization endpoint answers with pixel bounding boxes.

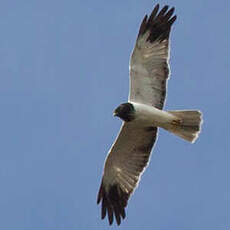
[113,103,135,122]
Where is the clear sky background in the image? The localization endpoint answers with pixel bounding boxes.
[0,0,229,229]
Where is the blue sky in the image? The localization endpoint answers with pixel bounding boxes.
[0,0,230,229]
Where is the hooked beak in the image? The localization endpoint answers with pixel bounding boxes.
[113,111,118,117]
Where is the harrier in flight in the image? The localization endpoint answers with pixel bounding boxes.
[97,4,202,225]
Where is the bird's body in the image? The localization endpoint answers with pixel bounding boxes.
[129,102,176,127]
[97,4,203,225]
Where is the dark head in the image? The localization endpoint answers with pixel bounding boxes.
[113,103,135,122]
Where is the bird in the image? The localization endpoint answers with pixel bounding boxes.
[97,4,203,226]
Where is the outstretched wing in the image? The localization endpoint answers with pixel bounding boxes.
[129,4,177,109]
[97,123,158,225]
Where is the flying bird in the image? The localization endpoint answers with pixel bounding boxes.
[97,4,202,225]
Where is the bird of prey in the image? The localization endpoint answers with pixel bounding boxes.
[97,4,202,226]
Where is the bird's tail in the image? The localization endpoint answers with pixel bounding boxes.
[164,110,203,143]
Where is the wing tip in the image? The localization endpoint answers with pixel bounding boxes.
[97,183,103,204]
[97,182,129,225]
[138,4,177,42]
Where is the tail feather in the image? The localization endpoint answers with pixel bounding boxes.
[165,110,203,143]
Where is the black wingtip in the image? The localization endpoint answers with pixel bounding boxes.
[165,7,175,20]
[158,5,169,17]
[97,182,129,225]
[149,4,160,21]
[138,4,177,42]
[138,15,148,37]
[97,184,103,204]
[169,15,177,26]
